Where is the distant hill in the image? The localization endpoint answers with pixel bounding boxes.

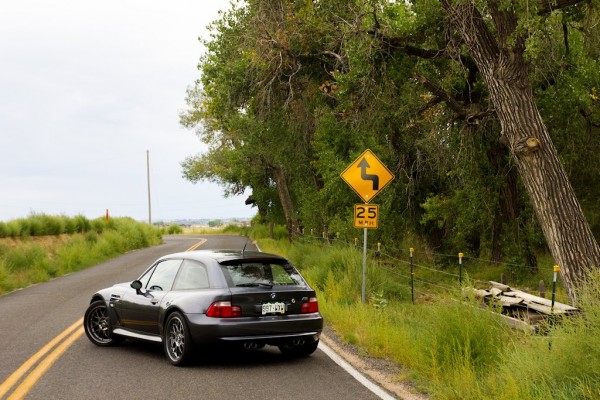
[153,218,251,227]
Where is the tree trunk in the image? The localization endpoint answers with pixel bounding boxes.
[272,165,297,237]
[441,0,600,303]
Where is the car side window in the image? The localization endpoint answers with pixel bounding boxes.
[173,260,209,290]
[145,259,182,292]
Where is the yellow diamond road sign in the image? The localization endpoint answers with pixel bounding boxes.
[341,149,394,203]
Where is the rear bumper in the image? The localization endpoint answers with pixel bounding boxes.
[185,312,323,345]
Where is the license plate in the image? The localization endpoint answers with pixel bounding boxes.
[262,302,286,315]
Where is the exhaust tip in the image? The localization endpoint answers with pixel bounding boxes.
[292,338,305,346]
[242,341,258,350]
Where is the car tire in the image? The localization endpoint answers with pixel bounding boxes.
[84,300,121,347]
[164,312,193,366]
[278,339,319,357]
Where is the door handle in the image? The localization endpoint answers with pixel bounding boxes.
[151,299,159,305]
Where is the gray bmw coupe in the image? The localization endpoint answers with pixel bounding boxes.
[84,249,323,365]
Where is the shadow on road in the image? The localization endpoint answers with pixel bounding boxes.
[112,339,312,368]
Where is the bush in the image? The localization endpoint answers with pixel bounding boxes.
[73,215,91,233]
[16,219,31,238]
[166,224,183,234]
[0,222,8,238]
[3,244,48,272]
[249,223,288,240]
[91,218,106,234]
[222,224,247,235]
[28,214,65,236]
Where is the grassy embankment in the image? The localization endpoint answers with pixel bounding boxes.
[249,224,600,400]
[0,214,163,295]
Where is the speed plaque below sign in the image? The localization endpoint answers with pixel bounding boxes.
[354,204,379,229]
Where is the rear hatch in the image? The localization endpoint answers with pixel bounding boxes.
[219,259,316,317]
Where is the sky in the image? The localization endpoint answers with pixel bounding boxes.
[0,0,256,223]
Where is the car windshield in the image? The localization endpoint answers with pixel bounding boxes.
[221,261,305,287]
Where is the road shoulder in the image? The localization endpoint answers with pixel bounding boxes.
[320,324,428,400]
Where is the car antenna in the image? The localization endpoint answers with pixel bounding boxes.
[242,241,248,257]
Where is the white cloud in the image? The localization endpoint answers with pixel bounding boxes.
[0,0,254,222]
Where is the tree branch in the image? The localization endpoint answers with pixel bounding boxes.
[415,72,494,124]
[316,51,349,72]
[365,29,445,59]
[539,0,584,15]
[414,72,466,116]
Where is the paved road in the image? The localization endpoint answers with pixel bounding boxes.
[0,235,386,399]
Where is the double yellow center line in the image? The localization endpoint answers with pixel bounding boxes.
[0,318,84,399]
[0,239,207,399]
[186,238,207,251]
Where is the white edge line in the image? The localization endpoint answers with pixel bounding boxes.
[254,239,393,399]
[318,341,396,400]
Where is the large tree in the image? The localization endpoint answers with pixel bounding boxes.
[436,0,600,302]
[183,0,600,302]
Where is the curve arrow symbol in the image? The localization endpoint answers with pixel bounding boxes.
[357,158,379,190]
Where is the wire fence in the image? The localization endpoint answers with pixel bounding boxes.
[289,228,563,304]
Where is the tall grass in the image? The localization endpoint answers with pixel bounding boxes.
[0,213,107,238]
[253,225,600,399]
[0,217,162,295]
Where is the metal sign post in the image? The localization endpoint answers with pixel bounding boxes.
[362,228,368,303]
[341,149,395,304]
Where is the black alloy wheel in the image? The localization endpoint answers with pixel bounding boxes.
[84,300,120,346]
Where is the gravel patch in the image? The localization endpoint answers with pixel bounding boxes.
[320,324,428,400]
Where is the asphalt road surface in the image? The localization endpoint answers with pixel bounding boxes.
[0,235,389,400]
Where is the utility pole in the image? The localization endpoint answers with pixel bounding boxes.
[147,150,152,225]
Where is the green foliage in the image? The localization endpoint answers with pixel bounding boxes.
[182,0,600,282]
[249,222,289,241]
[0,214,107,238]
[0,217,162,295]
[166,224,183,234]
[208,219,223,227]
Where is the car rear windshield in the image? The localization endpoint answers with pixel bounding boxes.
[220,261,306,288]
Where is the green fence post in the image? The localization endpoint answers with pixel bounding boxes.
[410,247,415,305]
[458,252,464,285]
[549,265,560,351]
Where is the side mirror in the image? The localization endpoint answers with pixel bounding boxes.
[131,280,143,294]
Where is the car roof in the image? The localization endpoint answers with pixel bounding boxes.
[158,249,287,264]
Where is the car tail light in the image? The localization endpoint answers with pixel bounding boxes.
[206,301,241,318]
[301,297,319,313]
